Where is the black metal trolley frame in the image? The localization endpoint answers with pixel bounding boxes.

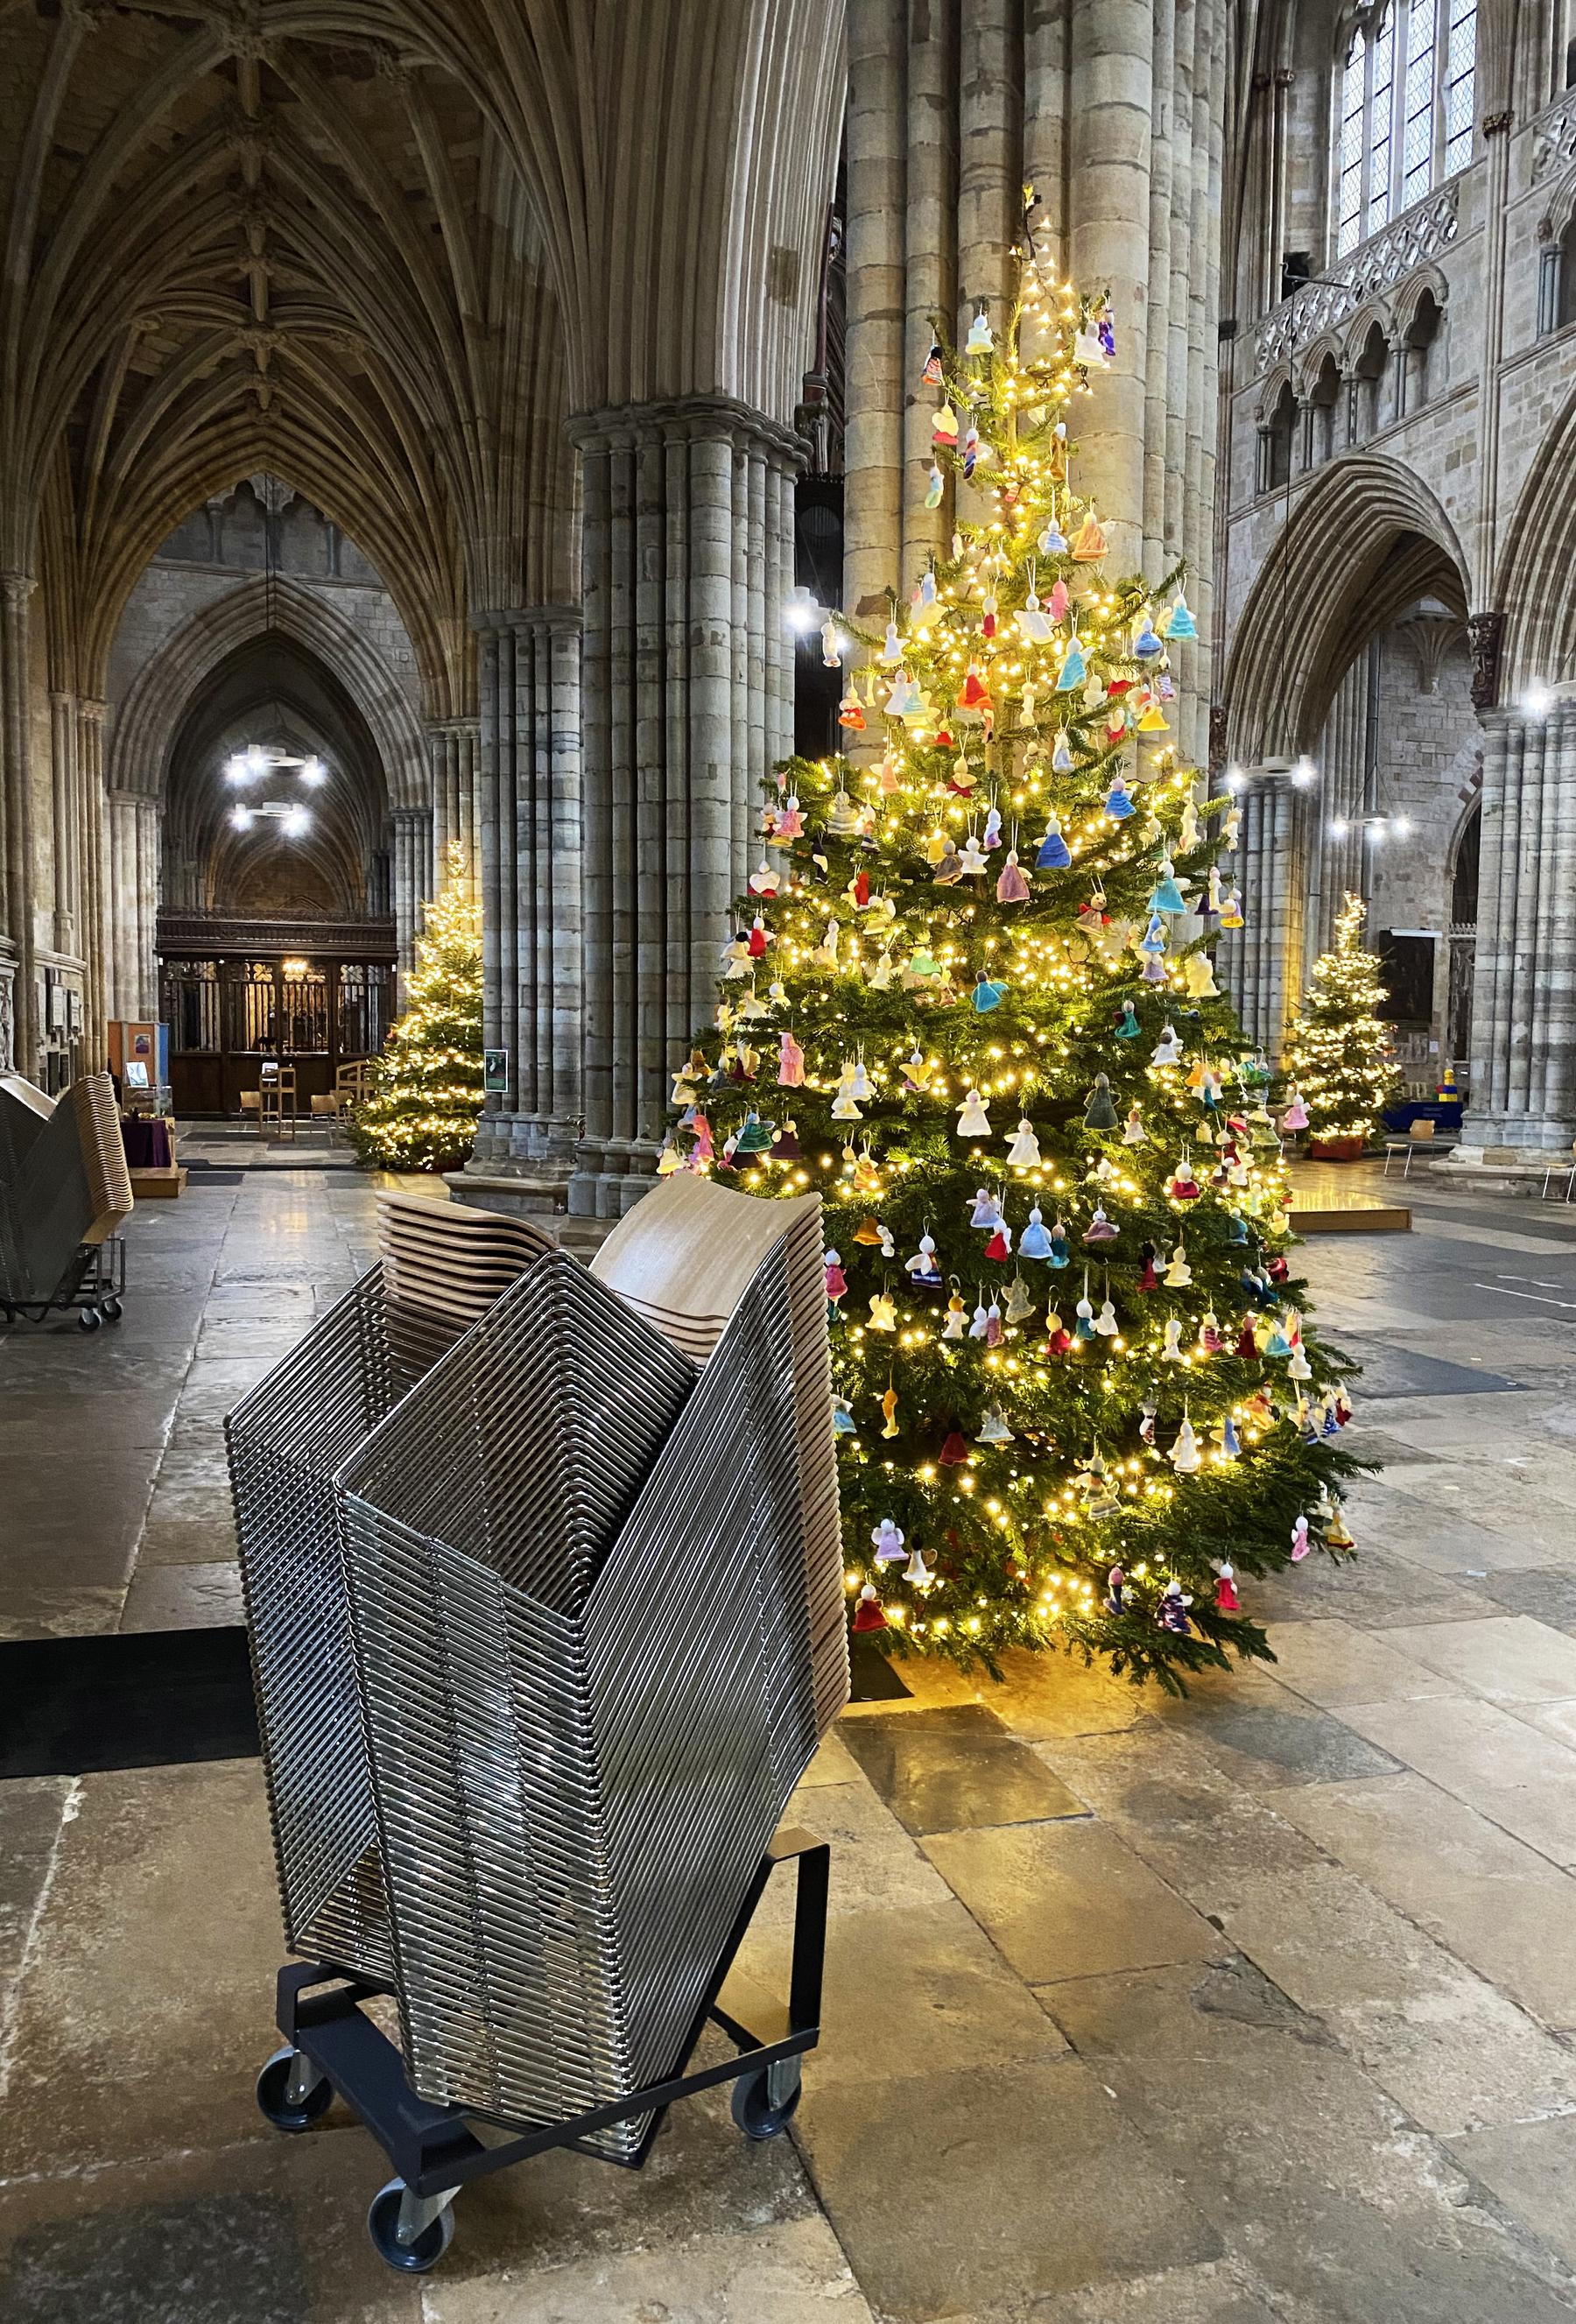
[0,1236,125,1331]
[255,1828,829,2273]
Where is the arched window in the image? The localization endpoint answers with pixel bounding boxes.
[1333,2,1477,258]
[1400,288,1443,406]
[1262,381,1298,489]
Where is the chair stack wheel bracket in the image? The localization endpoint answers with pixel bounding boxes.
[260,1830,829,2274]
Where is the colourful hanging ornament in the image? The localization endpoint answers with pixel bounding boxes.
[1167,1151,1200,1201]
[1282,1090,1309,1131]
[1084,1205,1119,1244]
[1134,614,1162,660]
[1114,999,1141,1040]
[1160,1319,1184,1361]
[869,1289,898,1331]
[996,849,1031,904]
[983,1223,1012,1262]
[1004,1274,1036,1326]
[1183,951,1219,1000]
[1048,577,1070,621]
[1151,1022,1184,1066]
[824,1250,847,1303]
[1037,814,1072,870]
[932,399,959,447]
[1018,1204,1052,1260]
[958,831,989,876]
[1168,1417,1201,1475]
[852,1584,887,1633]
[1085,1073,1119,1130]
[942,1290,968,1340]
[906,1233,943,1288]
[838,687,866,731]
[957,1087,992,1137]
[1165,593,1198,639]
[1136,701,1170,734]
[978,1405,1014,1445]
[957,661,991,712]
[1103,772,1136,820]
[939,1427,971,1464]
[1150,857,1187,914]
[1157,1579,1193,1630]
[1047,1219,1072,1266]
[1058,637,1087,692]
[1006,1117,1041,1168]
[925,461,945,508]
[920,340,944,386]
[932,837,963,885]
[832,1395,855,1436]
[1163,1241,1192,1287]
[1039,514,1069,557]
[904,1545,934,1589]
[1070,509,1108,560]
[1218,885,1245,931]
[966,306,994,356]
[1290,1515,1311,1562]
[967,1299,990,1342]
[830,1062,862,1121]
[972,974,1008,1013]
[872,1517,906,1564]
[1018,589,1055,645]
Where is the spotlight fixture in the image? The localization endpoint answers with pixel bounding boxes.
[1291,757,1317,789]
[232,803,255,831]
[299,756,327,787]
[1523,683,1552,720]
[784,585,820,636]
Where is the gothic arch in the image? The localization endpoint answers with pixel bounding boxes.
[105,573,427,813]
[1224,453,1472,757]
[1493,381,1576,691]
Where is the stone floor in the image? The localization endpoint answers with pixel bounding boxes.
[9,1159,1576,2317]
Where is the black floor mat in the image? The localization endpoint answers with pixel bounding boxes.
[1,1627,259,1778]
[848,1633,912,1701]
[181,1168,246,1186]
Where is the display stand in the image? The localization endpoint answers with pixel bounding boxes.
[257,1829,828,2274]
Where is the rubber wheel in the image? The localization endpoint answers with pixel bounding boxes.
[367,2180,455,2273]
[255,2047,333,2132]
[730,2065,801,2141]
[101,1296,123,1323]
[78,1306,102,1332]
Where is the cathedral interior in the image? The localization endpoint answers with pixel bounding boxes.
[7,4,1576,2320]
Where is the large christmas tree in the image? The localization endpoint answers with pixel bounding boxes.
[349,844,483,1174]
[664,212,1360,1687]
[1279,891,1400,1146]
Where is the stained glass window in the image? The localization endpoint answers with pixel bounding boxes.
[1330,1,1476,261]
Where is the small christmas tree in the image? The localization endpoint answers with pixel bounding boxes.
[1279,893,1399,1149]
[664,207,1360,1689]
[349,844,483,1173]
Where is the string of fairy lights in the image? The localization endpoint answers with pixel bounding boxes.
[662,193,1357,1681]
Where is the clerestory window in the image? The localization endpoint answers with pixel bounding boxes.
[1333,0,1476,258]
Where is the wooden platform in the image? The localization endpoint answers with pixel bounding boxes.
[129,1165,187,1201]
[1286,1160,1411,1235]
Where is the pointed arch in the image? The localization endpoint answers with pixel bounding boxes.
[105,573,427,813]
[1224,452,1472,757]
[1493,381,1576,693]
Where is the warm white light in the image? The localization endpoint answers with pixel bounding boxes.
[1291,757,1317,789]
[1224,765,1244,793]
[231,803,254,831]
[1523,684,1552,720]
[1329,816,1349,837]
[282,805,311,837]
[299,756,327,786]
[784,586,820,636]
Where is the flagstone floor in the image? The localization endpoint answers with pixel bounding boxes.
[8,1158,1576,2317]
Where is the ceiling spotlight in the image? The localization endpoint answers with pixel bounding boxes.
[231,803,254,831]
[299,756,327,787]
[1224,766,1245,793]
[1523,683,1552,719]
[1329,816,1349,837]
[1291,757,1317,788]
[282,805,311,837]
[244,743,268,776]
[225,753,251,784]
[1392,815,1411,836]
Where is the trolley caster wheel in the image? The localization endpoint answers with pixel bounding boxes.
[101,1297,123,1323]
[78,1306,102,1332]
[255,2046,332,2132]
[731,2060,802,2141]
[367,2179,456,2273]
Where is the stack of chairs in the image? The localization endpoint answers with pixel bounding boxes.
[375,1192,554,1374]
[0,1074,133,1315]
[227,1175,847,2154]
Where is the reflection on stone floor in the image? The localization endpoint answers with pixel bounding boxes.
[8,1164,1576,2314]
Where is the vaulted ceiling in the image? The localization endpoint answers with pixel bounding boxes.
[2,0,846,711]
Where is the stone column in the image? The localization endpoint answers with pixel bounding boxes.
[468,605,584,1179]
[76,699,108,1068]
[47,691,80,959]
[107,792,162,1025]
[426,716,482,902]
[568,397,803,1216]
[390,806,433,979]
[843,0,908,617]
[0,574,38,1074]
[1460,706,1576,1158]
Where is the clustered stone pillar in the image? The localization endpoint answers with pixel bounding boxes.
[426,715,482,904]
[566,398,797,1217]
[0,573,38,1071]
[107,791,162,1023]
[47,691,81,960]
[1223,782,1304,1057]
[77,699,108,1069]
[389,806,433,979]
[1459,705,1576,1158]
[468,604,584,1178]
[841,0,1225,770]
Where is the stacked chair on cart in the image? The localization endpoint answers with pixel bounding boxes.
[227,1174,847,2256]
[0,1073,134,1326]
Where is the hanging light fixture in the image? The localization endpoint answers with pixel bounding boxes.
[221,476,327,824]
